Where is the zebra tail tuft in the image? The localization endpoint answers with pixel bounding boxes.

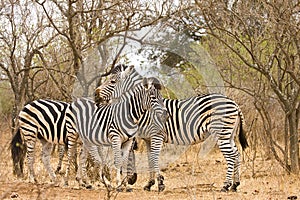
[238,119,249,150]
[10,128,26,177]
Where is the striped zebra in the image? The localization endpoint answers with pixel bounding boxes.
[10,99,78,185]
[95,64,249,192]
[70,97,137,189]
[10,98,138,188]
[76,76,167,190]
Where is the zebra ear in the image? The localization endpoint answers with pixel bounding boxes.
[121,65,134,79]
[111,64,122,74]
[147,77,163,90]
[142,77,149,89]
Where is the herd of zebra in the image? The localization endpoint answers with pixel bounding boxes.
[10,64,248,193]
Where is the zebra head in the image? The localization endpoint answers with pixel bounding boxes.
[95,65,134,104]
[140,77,168,131]
[94,64,142,105]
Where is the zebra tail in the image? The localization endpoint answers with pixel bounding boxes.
[238,118,249,150]
[10,128,26,177]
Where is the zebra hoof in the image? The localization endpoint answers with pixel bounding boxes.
[116,186,124,192]
[143,185,151,191]
[158,184,165,192]
[157,175,165,192]
[221,184,231,192]
[144,179,155,191]
[127,173,137,185]
[55,167,61,174]
[221,187,228,192]
[77,181,87,188]
[230,182,240,192]
[126,188,133,192]
[85,184,93,189]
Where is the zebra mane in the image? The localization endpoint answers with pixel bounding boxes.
[95,65,163,105]
[111,64,133,75]
[109,77,162,105]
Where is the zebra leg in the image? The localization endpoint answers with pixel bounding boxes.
[76,144,90,188]
[94,145,111,184]
[127,148,137,186]
[230,150,241,192]
[40,139,57,183]
[110,134,123,190]
[115,139,134,192]
[55,144,65,174]
[64,140,77,186]
[127,138,138,187]
[127,139,138,188]
[25,138,37,183]
[72,142,79,173]
[151,137,165,192]
[119,139,135,192]
[143,137,165,192]
[143,140,155,191]
[85,145,108,189]
[218,140,238,192]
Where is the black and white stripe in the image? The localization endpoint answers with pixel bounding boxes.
[10,97,139,188]
[10,99,78,185]
[77,77,167,189]
[71,98,137,188]
[95,64,248,192]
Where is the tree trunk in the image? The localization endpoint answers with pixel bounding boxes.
[288,109,299,173]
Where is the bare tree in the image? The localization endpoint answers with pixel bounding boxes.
[36,0,182,97]
[0,0,59,131]
[0,0,189,132]
[179,0,300,173]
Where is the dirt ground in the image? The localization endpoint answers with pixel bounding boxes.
[1,121,299,200]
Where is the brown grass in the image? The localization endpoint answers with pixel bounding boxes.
[1,120,299,200]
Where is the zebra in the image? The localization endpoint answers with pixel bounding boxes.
[75,76,168,190]
[10,98,138,188]
[95,64,249,192]
[70,97,138,189]
[10,99,78,186]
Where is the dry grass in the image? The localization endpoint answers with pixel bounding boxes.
[1,121,299,200]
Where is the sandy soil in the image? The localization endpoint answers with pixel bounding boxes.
[1,122,299,200]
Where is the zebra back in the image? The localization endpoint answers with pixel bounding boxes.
[94,65,247,146]
[13,99,79,185]
[18,99,77,144]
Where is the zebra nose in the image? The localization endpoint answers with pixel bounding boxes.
[95,87,101,95]
[96,97,106,104]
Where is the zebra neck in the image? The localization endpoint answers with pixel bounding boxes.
[111,70,143,99]
[114,90,146,137]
